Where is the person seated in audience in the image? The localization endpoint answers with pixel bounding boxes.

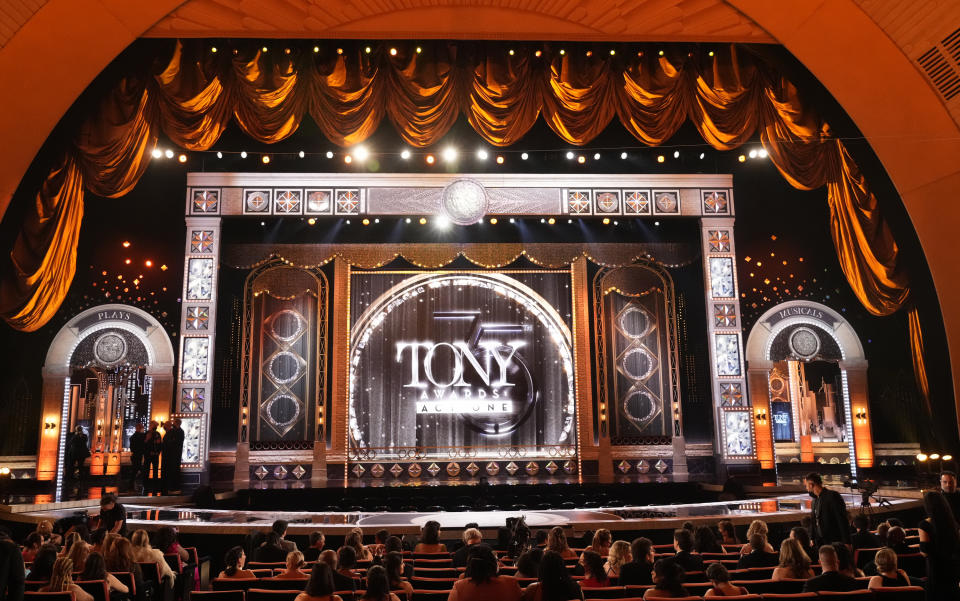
[156,525,190,563]
[361,565,401,601]
[273,519,298,554]
[22,532,43,563]
[546,527,577,560]
[918,490,960,600]
[772,538,814,580]
[449,544,522,601]
[369,529,390,558]
[67,531,90,572]
[218,546,256,579]
[618,537,654,586]
[514,548,543,579]
[255,531,290,563]
[304,531,326,562]
[886,525,912,554]
[521,551,581,601]
[454,528,484,568]
[275,551,309,579]
[79,551,128,594]
[344,529,373,562]
[736,534,779,569]
[887,517,904,528]
[738,520,774,555]
[414,520,447,554]
[876,522,890,547]
[717,520,738,546]
[494,527,513,553]
[802,545,859,593]
[694,526,723,554]
[35,520,61,548]
[296,562,343,601]
[130,529,176,585]
[319,549,357,591]
[27,544,59,582]
[579,550,610,588]
[534,531,548,548]
[789,526,816,561]
[40,557,94,601]
[643,559,687,600]
[89,529,107,555]
[383,538,412,579]
[106,538,147,594]
[102,533,123,563]
[582,529,611,557]
[867,547,910,589]
[851,515,881,550]
[384,551,413,597]
[681,522,695,533]
[833,542,864,578]
[703,562,748,597]
[603,540,630,581]
[59,532,82,558]
[671,529,704,573]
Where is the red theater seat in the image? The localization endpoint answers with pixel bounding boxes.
[75,580,109,601]
[25,593,75,601]
[412,559,453,567]
[754,594,817,599]
[257,579,308,591]
[213,579,260,592]
[412,568,458,579]
[813,591,875,600]
[640,596,701,601]
[247,589,302,601]
[410,577,458,590]
[871,586,925,600]
[24,582,47,592]
[578,586,624,598]
[190,591,245,601]
[411,590,452,601]
[853,548,881,570]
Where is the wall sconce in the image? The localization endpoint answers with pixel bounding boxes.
[855,407,868,425]
[43,418,58,432]
[755,409,767,424]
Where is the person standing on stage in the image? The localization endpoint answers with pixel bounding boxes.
[941,470,960,520]
[143,421,163,491]
[128,423,145,488]
[65,426,90,481]
[804,472,851,546]
[161,418,184,494]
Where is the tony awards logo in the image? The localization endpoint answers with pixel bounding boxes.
[395,311,538,435]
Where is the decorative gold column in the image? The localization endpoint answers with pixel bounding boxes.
[329,258,351,470]
[572,257,604,480]
[747,367,775,469]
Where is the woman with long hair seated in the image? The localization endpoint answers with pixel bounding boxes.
[703,563,747,597]
[40,557,94,601]
[384,551,414,598]
[603,541,631,581]
[296,563,344,601]
[105,538,146,596]
[276,551,310,579]
[583,530,611,557]
[738,521,773,555]
[694,527,723,554]
[521,551,582,601]
[361,565,401,601]
[449,544,522,601]
[546,528,577,560]
[28,544,59,582]
[579,551,610,588]
[130,529,176,586]
[716,521,738,547]
[642,559,687,600]
[867,548,910,589]
[414,521,447,554]
[789,526,816,561]
[218,546,256,579]
[772,538,814,581]
[67,534,91,573]
[156,526,190,563]
[345,529,374,562]
[79,551,129,594]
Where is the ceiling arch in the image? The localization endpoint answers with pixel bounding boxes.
[0,0,958,416]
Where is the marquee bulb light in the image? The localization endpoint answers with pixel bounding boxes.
[577,155,586,164]
[602,218,610,225]
[419,217,427,225]
[758,148,768,158]
[521,152,529,160]
[211,46,217,53]
[565,151,575,160]
[261,155,271,164]
[673,150,680,158]
[308,218,316,225]
[151,148,162,159]
[535,50,542,58]
[145,260,153,267]
[344,154,353,164]
[657,155,665,163]
[749,149,758,159]
[178,153,188,163]
[738,154,746,162]
[709,51,715,57]
[931,453,941,460]
[365,46,372,54]
[496,155,504,164]
[262,46,268,53]
[160,264,168,271]
[298,150,305,158]
[593,152,601,160]
[164,149,174,159]
[124,259,131,265]
[620,152,628,159]
[216,151,223,159]
[489,218,498,224]
[435,216,451,230]
[353,146,370,162]
[508,49,515,56]
[559,49,565,55]
[917,453,928,461]
[401,149,411,160]
[337,48,343,55]
[416,47,422,54]
[122,241,130,248]
[314,46,320,53]
[699,152,705,159]
[476,149,488,160]
[405,218,411,223]
[326,151,334,159]
[390,48,398,56]
[442,147,458,162]
[610,49,616,56]
[240,151,248,159]
[945,454,954,461]
[362,218,370,226]
[547,218,555,225]
[425,154,435,165]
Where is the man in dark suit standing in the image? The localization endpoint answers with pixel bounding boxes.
[161,418,184,495]
[940,470,960,520]
[128,422,146,489]
[0,526,24,601]
[805,472,851,546]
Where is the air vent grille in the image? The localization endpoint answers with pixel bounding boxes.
[918,27,960,101]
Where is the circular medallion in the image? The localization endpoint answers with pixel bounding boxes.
[769,376,785,394]
[267,351,303,385]
[94,332,127,365]
[789,326,821,360]
[623,389,660,428]
[619,347,657,381]
[264,394,301,428]
[617,305,654,339]
[269,310,305,343]
[441,179,488,225]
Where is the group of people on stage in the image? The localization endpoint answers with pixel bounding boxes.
[63,419,185,494]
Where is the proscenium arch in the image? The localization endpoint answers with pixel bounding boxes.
[1,0,958,428]
[745,301,866,369]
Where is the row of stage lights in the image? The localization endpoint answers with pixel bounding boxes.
[150,145,771,165]
[208,44,717,60]
[289,216,660,228]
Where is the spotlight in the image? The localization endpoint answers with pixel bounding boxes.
[509,49,515,56]
[559,49,565,55]
[145,260,153,268]
[521,152,529,160]
[442,147,458,162]
[216,151,223,159]
[122,241,130,248]
[476,149,488,161]
[758,148,768,158]
[314,46,320,53]
[566,151,575,160]
[416,47,422,54]
[298,150,305,158]
[656,155,665,163]
[344,154,353,164]
[496,155,504,164]
[240,151,248,159]
[365,46,372,54]
[593,153,600,160]
[261,155,271,164]
[326,151,334,159]
[353,146,370,162]
[164,149,174,159]
[738,154,746,162]
[673,150,680,158]
[178,153,189,163]
[699,152,705,159]
[405,218,411,223]
[425,154,435,165]
[547,217,555,225]
[308,218,316,225]
[602,218,610,225]
[620,152,628,159]
[362,218,370,226]
[435,216,451,229]
[577,155,586,164]
[151,148,162,159]
[489,218,498,225]
[419,217,427,225]
[211,46,217,53]
[389,48,398,56]
[401,149,411,160]
[748,149,758,159]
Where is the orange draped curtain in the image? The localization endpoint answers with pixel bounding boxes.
[0,40,920,392]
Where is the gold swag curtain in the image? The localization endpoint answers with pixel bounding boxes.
[0,41,916,381]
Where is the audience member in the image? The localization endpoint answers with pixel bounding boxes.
[522,550,581,601]
[361,565,401,601]
[514,548,544,579]
[918,490,960,599]
[833,542,864,578]
[717,520,738,546]
[876,522,891,547]
[789,526,816,560]
[318,549,356,591]
[369,529,390,558]
[21,533,42,563]
[546,527,577,560]
[79,552,128,594]
[296,563,343,601]
[66,533,90,572]
[867,547,910,589]
[494,527,512,553]
[454,528,483,568]
[681,522,695,533]
[156,525,190,563]
[618,537,654,586]
[604,540,630,580]
[704,562,748,597]
[887,526,911,554]
[130,529,176,585]
[304,531,326,562]
[851,515,881,550]
[336,546,361,585]
[583,529,611,556]
[672,529,704,573]
[643,559,687,600]
[275,551,309,579]
[0,526,25,601]
[105,537,147,594]
[737,534,779,569]
[218,546,256,579]
[534,530,548,548]
[804,472,851,546]
[738,520,774,555]
[345,529,373,561]
[802,545,859,593]
[35,520,61,547]
[384,551,413,597]
[27,544,57,582]
[772,538,814,580]
[40,557,93,601]
[579,551,609,588]
[694,526,723,554]
[941,470,960,520]
[59,532,82,558]
[415,521,447,554]
[255,532,289,563]
[448,544,522,601]
[273,519,298,554]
